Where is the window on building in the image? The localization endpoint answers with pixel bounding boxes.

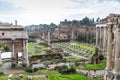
[2,33,4,36]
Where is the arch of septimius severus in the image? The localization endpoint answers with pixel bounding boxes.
[96,14,120,80]
[0,20,29,67]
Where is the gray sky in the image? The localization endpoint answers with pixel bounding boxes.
[0,0,120,26]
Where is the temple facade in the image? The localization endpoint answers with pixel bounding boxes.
[96,14,120,80]
[0,20,29,67]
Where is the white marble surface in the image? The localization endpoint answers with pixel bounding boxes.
[1,52,22,59]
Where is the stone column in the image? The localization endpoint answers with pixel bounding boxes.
[104,26,113,80]
[100,27,104,50]
[103,27,107,56]
[106,26,112,71]
[113,29,116,61]
[114,26,120,80]
[42,33,45,39]
[71,30,74,40]
[97,27,101,50]
[48,31,50,45]
[0,51,2,64]
[96,27,99,48]
[11,39,16,67]
[25,40,29,65]
[57,29,60,39]
[23,40,29,66]
[99,27,102,49]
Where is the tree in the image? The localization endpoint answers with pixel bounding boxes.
[75,34,86,42]
[96,17,100,22]
[1,44,10,52]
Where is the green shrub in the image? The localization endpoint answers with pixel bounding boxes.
[0,72,4,76]
[54,65,76,74]
[84,59,106,70]
[39,67,45,70]
[33,68,39,72]
[1,44,10,52]
[25,67,33,73]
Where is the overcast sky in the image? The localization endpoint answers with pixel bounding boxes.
[0,0,120,26]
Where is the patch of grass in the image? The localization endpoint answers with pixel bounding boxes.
[27,70,101,80]
[0,70,101,80]
[28,43,47,56]
[49,72,101,80]
[0,75,8,80]
[84,59,106,70]
[63,56,81,62]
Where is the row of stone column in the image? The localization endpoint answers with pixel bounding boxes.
[97,24,120,80]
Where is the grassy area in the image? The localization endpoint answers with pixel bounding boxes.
[71,43,95,52]
[84,59,106,70]
[55,42,95,58]
[27,70,101,80]
[0,61,6,67]
[63,56,81,62]
[0,75,8,80]
[27,43,47,56]
[49,73,101,80]
[48,70,101,80]
[0,70,102,80]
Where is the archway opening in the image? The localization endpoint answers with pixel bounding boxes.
[0,44,12,64]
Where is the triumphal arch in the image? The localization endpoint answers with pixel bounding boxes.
[0,20,29,67]
[96,14,120,80]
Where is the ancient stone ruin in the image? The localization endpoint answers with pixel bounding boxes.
[96,14,120,80]
[0,20,29,67]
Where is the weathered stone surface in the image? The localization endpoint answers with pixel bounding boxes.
[0,21,29,67]
[96,14,120,80]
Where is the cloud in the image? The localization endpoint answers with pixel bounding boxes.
[0,0,120,25]
[69,0,120,19]
[0,0,24,14]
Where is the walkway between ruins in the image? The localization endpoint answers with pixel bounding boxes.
[0,62,11,74]
[52,44,89,60]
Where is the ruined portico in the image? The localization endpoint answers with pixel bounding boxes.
[0,21,29,67]
[96,14,120,80]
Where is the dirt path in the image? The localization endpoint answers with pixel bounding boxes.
[6,70,24,74]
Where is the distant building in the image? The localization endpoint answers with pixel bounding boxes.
[53,20,96,40]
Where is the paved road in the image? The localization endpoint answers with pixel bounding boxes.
[0,62,11,74]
